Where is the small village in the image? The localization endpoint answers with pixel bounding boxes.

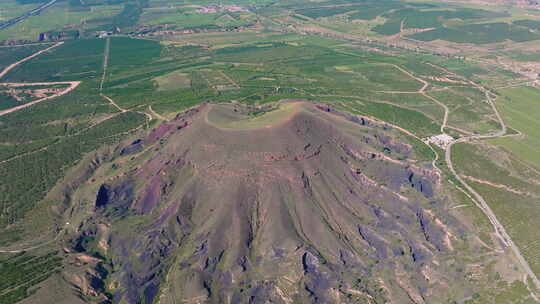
[196,4,250,14]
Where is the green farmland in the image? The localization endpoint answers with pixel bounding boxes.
[490,86,540,168]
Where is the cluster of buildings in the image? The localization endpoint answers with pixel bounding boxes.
[425,134,454,150]
[196,4,249,14]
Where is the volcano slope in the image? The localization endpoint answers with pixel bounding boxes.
[61,102,502,303]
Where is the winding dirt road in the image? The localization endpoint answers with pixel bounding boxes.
[373,63,450,132]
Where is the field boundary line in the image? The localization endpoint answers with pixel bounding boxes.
[100,37,110,92]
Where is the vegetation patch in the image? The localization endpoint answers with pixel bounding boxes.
[154,71,191,91]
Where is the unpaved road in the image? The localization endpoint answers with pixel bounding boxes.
[424,58,540,291]
[1,81,73,87]
[100,37,110,91]
[101,93,126,113]
[0,81,80,117]
[149,105,168,121]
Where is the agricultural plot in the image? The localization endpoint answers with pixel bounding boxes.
[335,98,441,138]
[513,19,540,30]
[0,44,51,71]
[295,6,363,19]
[348,63,424,92]
[348,2,404,20]
[0,251,62,303]
[428,87,500,134]
[212,43,330,63]
[197,69,238,91]
[453,142,540,277]
[107,37,161,67]
[410,22,540,44]
[154,71,191,90]
[163,31,289,47]
[384,8,506,30]
[368,92,445,123]
[4,39,106,82]
[295,1,406,20]
[372,20,402,36]
[140,8,256,30]
[362,4,540,45]
[490,86,540,167]
[100,37,215,109]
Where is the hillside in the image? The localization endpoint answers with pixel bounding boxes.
[40,102,515,303]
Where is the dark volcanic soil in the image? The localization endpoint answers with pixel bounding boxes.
[69,102,476,303]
